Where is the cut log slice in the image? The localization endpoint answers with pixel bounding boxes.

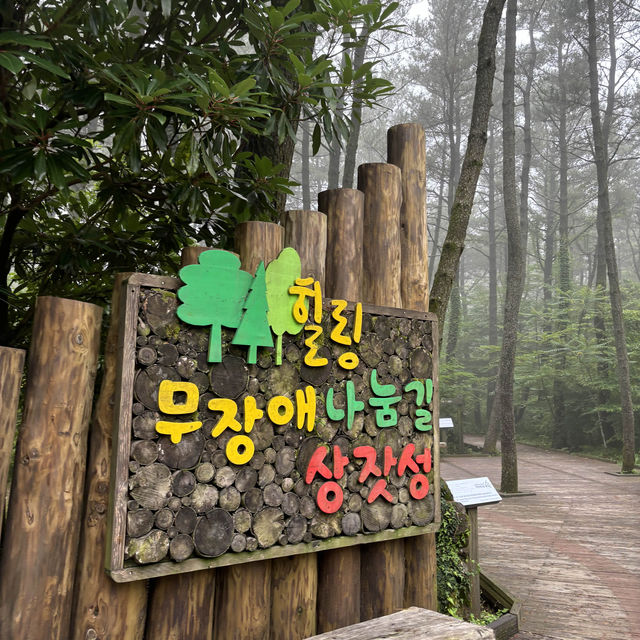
[129,463,171,510]
[408,494,434,526]
[193,509,234,557]
[170,533,194,562]
[252,507,285,548]
[175,506,198,534]
[127,509,154,538]
[172,469,196,497]
[190,483,219,513]
[409,348,431,379]
[131,440,159,465]
[209,355,248,399]
[300,346,332,385]
[128,529,170,564]
[157,430,204,469]
[361,499,393,532]
[133,412,160,440]
[156,342,179,366]
[144,290,179,339]
[134,364,180,409]
[341,512,362,536]
[286,515,307,544]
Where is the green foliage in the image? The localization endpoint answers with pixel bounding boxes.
[232,261,274,364]
[0,0,397,347]
[177,250,251,362]
[265,247,304,364]
[436,486,471,617]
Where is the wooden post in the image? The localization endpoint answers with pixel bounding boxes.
[146,573,216,640]
[0,347,25,543]
[318,189,364,303]
[387,123,429,311]
[266,214,325,639]
[316,188,363,633]
[214,562,272,640]
[270,554,318,640]
[71,274,148,640]
[357,164,402,309]
[357,163,406,620]
[468,507,481,617]
[282,210,327,289]
[235,221,285,274]
[0,296,102,640]
[213,223,284,639]
[144,248,217,640]
[388,124,439,612]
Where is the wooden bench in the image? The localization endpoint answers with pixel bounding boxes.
[305,607,496,639]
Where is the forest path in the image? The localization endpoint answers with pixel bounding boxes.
[440,439,640,640]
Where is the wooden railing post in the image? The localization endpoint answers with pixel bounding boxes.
[357,163,406,620]
[0,346,25,543]
[214,221,284,640]
[144,249,216,640]
[388,123,439,612]
[0,296,102,639]
[315,188,364,633]
[71,274,148,640]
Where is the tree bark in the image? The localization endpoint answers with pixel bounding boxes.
[430,0,506,335]
[487,0,522,493]
[587,0,635,472]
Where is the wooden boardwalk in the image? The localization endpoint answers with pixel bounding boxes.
[440,441,640,640]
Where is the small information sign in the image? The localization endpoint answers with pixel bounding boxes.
[439,417,454,429]
[447,477,501,508]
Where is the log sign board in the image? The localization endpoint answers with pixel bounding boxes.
[107,248,440,582]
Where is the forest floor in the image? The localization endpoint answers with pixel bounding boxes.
[441,438,640,640]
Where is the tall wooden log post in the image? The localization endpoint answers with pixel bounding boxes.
[388,124,438,611]
[71,274,148,640]
[144,249,217,640]
[315,188,364,633]
[214,221,284,640]
[282,210,327,288]
[319,189,364,303]
[235,221,285,275]
[266,211,326,640]
[357,164,406,620]
[0,297,102,640]
[0,346,25,543]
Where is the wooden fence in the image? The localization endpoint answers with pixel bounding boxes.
[0,123,437,639]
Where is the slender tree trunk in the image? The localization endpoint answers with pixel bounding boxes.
[428,149,447,285]
[486,0,522,493]
[430,0,506,333]
[486,126,498,422]
[301,123,311,210]
[552,34,570,450]
[342,26,369,190]
[587,0,635,472]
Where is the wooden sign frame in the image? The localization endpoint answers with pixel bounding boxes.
[107,273,440,582]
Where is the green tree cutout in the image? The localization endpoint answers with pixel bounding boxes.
[177,250,252,362]
[265,248,305,365]
[232,262,274,364]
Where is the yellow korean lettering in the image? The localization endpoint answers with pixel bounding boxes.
[267,395,295,425]
[226,434,255,465]
[243,395,263,433]
[156,420,202,444]
[158,380,199,414]
[208,398,242,437]
[289,277,322,324]
[330,299,351,345]
[304,325,328,367]
[296,385,317,432]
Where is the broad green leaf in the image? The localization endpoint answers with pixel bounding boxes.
[0,52,24,74]
[104,92,135,106]
[0,32,53,49]
[21,52,70,79]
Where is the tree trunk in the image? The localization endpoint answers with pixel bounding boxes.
[430,0,506,334]
[302,123,312,210]
[487,0,522,493]
[587,0,635,472]
[486,126,498,422]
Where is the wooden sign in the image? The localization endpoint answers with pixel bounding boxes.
[107,250,440,582]
[447,477,501,508]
